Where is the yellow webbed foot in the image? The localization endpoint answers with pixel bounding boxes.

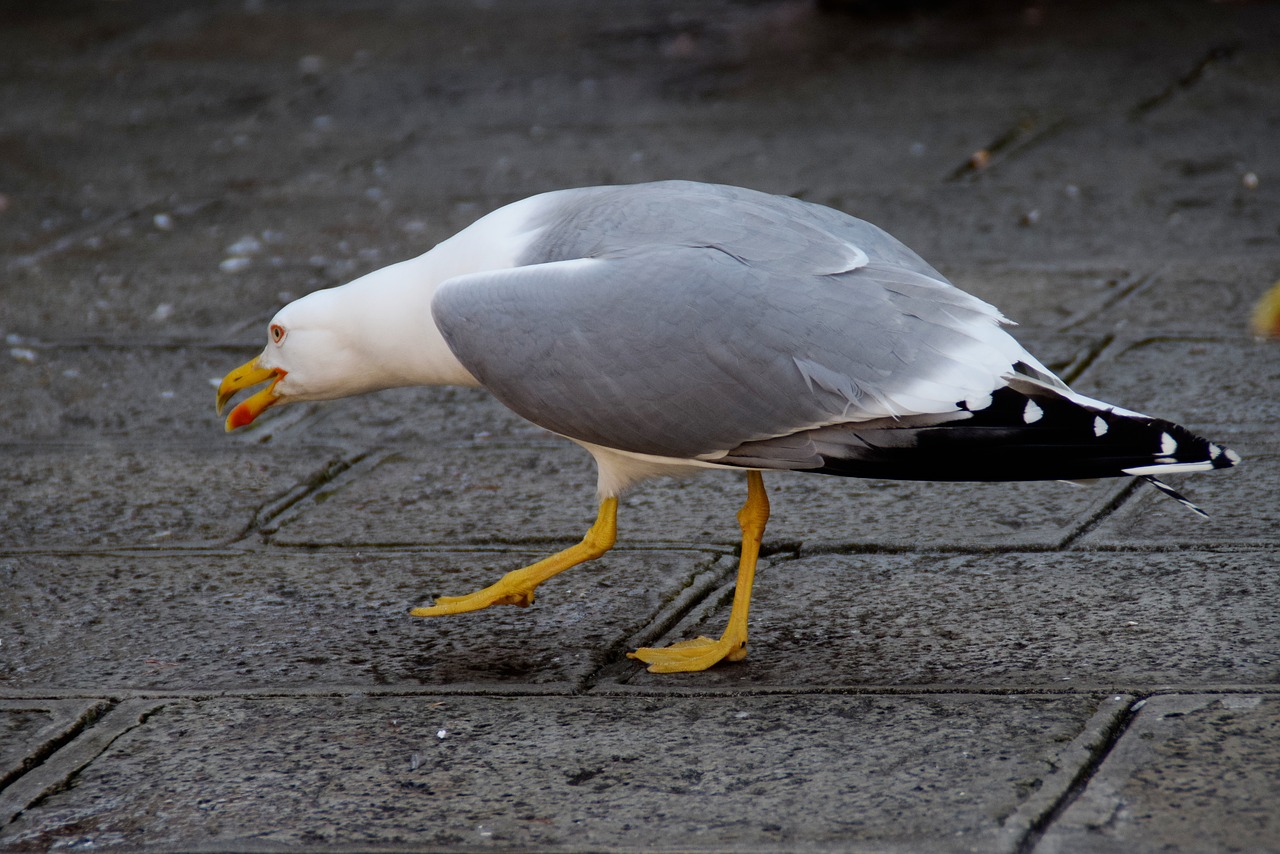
[409,579,537,616]
[628,633,749,673]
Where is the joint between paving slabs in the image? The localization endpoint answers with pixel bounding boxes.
[1053,333,1117,386]
[0,699,164,830]
[950,39,1241,190]
[237,450,380,541]
[1129,42,1241,119]
[0,701,111,798]
[1054,270,1157,335]
[946,114,1071,182]
[1056,477,1143,551]
[584,555,742,688]
[1011,693,1145,854]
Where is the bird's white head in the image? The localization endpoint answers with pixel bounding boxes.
[215,288,363,430]
[216,255,477,431]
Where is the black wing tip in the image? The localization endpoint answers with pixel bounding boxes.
[768,388,1241,484]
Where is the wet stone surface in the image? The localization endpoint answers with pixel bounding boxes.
[1,445,351,549]
[624,550,1280,691]
[1039,694,1280,854]
[0,550,718,691]
[0,693,1108,852]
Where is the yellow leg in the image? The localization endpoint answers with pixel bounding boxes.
[628,471,769,673]
[410,497,618,616]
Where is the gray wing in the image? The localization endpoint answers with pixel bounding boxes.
[433,240,1026,461]
[430,182,1237,491]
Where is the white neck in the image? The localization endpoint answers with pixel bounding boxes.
[317,253,478,389]
[280,191,558,397]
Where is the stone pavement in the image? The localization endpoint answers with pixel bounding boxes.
[2,0,1278,850]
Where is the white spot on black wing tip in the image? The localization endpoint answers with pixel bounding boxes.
[1225,448,1241,464]
[1160,432,1178,456]
[1209,445,1221,459]
[1141,475,1209,519]
[1023,400,1043,424]
[1094,416,1108,437]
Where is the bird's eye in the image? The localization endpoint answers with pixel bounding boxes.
[270,324,286,344]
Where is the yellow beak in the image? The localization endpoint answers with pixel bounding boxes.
[216,357,286,431]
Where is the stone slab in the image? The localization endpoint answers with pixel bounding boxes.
[1038,694,1280,854]
[264,442,602,547]
[0,549,717,691]
[635,469,1126,553]
[266,442,1128,551]
[0,699,107,792]
[0,693,1111,852]
[954,31,1280,269]
[1105,261,1280,336]
[0,445,350,550]
[0,339,536,447]
[624,550,1280,690]
[4,193,429,342]
[0,700,162,830]
[962,126,1279,275]
[1,344,257,442]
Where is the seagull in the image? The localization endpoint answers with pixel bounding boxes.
[217,181,1238,673]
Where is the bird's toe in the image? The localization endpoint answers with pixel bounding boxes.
[410,587,535,616]
[628,635,747,673]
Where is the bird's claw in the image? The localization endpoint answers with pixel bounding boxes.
[628,634,748,673]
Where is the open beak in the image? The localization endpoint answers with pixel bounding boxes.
[216,357,286,431]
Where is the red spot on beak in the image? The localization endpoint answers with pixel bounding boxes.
[228,401,259,430]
